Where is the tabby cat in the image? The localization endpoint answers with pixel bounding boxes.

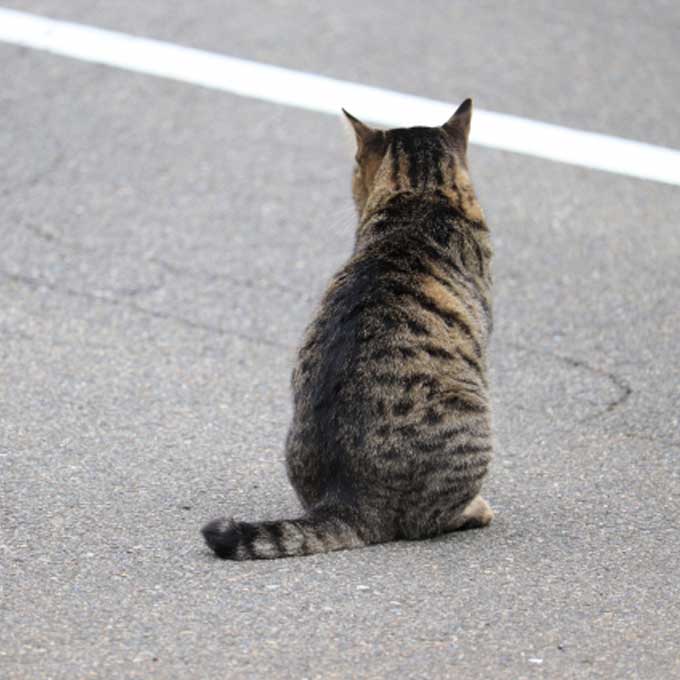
[202,99,494,560]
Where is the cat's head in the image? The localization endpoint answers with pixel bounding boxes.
[343,99,480,222]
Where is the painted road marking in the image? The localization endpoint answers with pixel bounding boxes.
[1,7,679,186]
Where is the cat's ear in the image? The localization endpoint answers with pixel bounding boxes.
[442,98,473,151]
[342,109,381,157]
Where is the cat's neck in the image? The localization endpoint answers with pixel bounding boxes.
[359,189,485,231]
[354,189,491,262]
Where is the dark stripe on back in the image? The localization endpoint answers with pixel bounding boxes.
[422,407,443,425]
[432,144,444,186]
[393,399,414,416]
[396,424,418,437]
[379,276,483,357]
[420,241,476,286]
[375,248,474,315]
[390,139,402,190]
[403,372,435,391]
[457,349,484,377]
[406,318,430,336]
[421,343,454,361]
[404,134,420,189]
[437,424,475,438]
[450,443,492,456]
[441,394,487,413]
[472,239,485,277]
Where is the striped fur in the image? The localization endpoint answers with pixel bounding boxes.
[202,99,495,560]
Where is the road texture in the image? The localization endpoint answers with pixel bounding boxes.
[1,2,679,678]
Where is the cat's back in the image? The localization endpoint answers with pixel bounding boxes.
[291,196,492,448]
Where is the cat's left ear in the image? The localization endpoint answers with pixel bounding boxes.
[442,98,472,152]
[342,109,381,157]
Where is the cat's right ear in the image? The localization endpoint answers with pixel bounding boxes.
[442,98,473,153]
[342,109,381,158]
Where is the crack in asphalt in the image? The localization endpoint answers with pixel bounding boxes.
[0,269,291,351]
[0,268,165,299]
[23,219,98,254]
[150,257,315,302]
[554,354,633,422]
[509,341,633,423]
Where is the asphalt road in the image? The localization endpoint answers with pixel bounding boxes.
[1,3,679,678]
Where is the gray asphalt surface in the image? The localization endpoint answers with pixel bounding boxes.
[1,2,679,679]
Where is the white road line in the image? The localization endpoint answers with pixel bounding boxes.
[1,7,680,186]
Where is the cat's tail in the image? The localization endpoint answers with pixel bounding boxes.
[201,502,370,560]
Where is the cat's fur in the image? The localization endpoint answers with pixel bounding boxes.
[202,99,494,560]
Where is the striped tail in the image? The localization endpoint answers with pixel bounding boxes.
[201,503,368,560]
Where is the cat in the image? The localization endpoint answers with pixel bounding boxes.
[202,98,494,560]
